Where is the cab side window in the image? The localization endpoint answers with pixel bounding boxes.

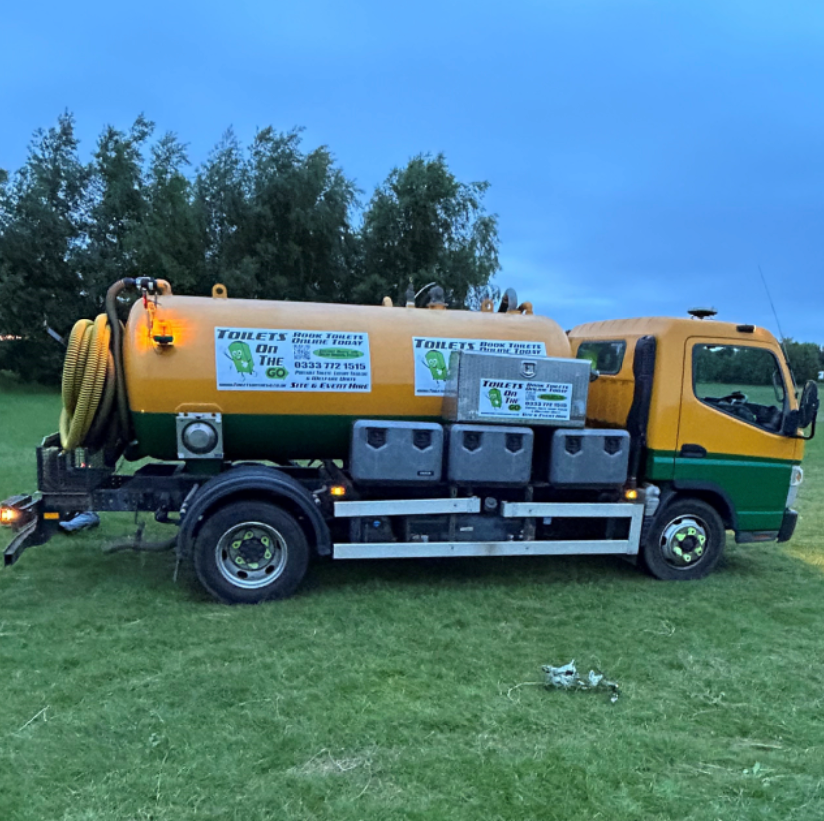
[577,340,626,375]
[693,344,786,432]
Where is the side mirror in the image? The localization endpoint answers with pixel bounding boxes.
[783,381,819,438]
[798,380,820,429]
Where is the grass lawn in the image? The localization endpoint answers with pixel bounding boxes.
[1,373,823,820]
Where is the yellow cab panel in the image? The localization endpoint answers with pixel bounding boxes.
[569,317,805,541]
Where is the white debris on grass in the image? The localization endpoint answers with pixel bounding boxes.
[542,660,620,703]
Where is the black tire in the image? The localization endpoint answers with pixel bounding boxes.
[640,498,725,581]
[193,500,309,604]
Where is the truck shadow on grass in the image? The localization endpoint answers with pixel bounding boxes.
[6,532,820,606]
[305,553,643,594]
[4,538,645,604]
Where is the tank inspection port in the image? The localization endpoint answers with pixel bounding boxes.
[176,413,224,460]
[181,422,219,454]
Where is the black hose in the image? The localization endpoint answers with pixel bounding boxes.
[102,535,178,554]
[105,278,136,443]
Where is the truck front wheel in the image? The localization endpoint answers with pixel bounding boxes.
[641,498,725,581]
[193,500,309,604]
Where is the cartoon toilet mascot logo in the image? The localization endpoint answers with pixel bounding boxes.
[227,340,256,377]
[423,350,450,382]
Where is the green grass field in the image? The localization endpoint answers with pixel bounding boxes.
[2,373,823,820]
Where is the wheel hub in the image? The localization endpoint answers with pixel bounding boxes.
[660,516,708,568]
[215,521,288,589]
[229,528,274,570]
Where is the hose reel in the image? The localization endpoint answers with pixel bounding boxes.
[58,277,171,456]
[59,314,116,451]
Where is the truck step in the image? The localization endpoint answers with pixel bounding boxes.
[333,539,637,560]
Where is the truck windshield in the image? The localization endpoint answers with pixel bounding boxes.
[693,344,787,433]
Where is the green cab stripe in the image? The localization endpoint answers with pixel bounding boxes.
[645,448,795,532]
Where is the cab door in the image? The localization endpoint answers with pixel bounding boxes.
[674,338,797,534]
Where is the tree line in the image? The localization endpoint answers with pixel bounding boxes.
[781,341,823,384]
[0,113,499,382]
[696,340,823,387]
[1,112,821,387]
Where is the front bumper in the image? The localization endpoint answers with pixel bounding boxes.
[777,509,798,543]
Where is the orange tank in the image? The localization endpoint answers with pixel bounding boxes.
[123,293,572,461]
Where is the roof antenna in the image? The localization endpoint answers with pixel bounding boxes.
[758,265,792,367]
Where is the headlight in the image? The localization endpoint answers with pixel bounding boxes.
[786,465,804,508]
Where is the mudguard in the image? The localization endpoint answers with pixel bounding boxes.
[176,465,331,559]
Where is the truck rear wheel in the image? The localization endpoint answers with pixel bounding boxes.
[193,500,309,604]
[641,498,725,581]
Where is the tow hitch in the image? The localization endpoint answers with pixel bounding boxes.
[1,495,49,567]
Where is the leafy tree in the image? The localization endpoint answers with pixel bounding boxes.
[194,129,249,296]
[0,116,504,383]
[133,132,204,294]
[784,339,821,384]
[694,344,776,386]
[695,340,823,388]
[356,154,499,307]
[0,113,91,383]
[81,115,154,304]
[194,127,358,302]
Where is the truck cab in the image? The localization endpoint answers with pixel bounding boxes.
[569,317,812,567]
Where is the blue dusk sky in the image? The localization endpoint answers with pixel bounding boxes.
[2,0,822,342]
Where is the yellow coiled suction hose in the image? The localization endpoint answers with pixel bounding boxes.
[58,278,172,455]
[59,314,116,451]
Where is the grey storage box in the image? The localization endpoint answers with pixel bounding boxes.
[444,351,590,428]
[447,424,534,486]
[351,420,444,484]
[549,428,630,488]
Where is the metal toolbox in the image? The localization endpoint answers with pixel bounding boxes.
[549,428,630,487]
[350,420,444,484]
[447,424,534,486]
[443,351,590,427]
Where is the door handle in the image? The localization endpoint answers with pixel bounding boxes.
[679,444,707,458]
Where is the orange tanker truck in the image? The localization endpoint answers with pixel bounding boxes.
[1,278,818,603]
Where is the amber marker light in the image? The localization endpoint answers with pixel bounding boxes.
[330,485,347,497]
[0,506,18,525]
[624,488,639,501]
